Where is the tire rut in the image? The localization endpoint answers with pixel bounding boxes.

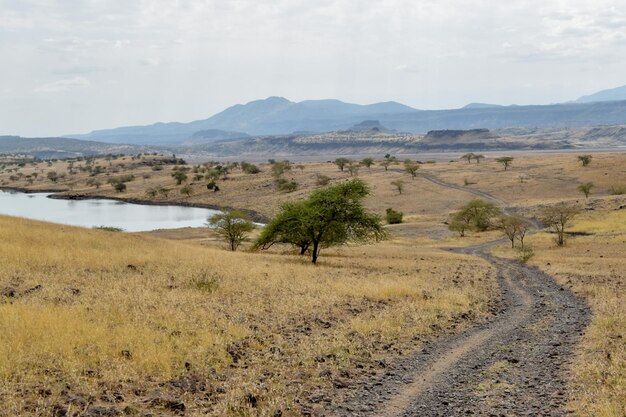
[330,172,589,416]
[333,243,590,417]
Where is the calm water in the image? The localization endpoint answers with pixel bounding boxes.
[0,189,220,232]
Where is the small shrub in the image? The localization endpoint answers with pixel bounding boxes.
[385,208,403,224]
[93,226,124,232]
[189,272,220,293]
[515,245,534,264]
[241,162,261,174]
[113,182,127,192]
[315,174,331,186]
[277,179,298,193]
[608,185,626,195]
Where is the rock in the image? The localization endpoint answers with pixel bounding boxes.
[84,406,122,417]
[1,287,17,298]
[245,393,257,408]
[146,391,185,412]
[23,284,43,295]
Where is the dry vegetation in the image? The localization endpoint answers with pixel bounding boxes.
[0,216,496,416]
[494,199,626,417]
[1,151,625,415]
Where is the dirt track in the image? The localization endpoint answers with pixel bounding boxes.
[332,176,590,416]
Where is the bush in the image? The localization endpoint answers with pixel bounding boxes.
[315,174,331,186]
[515,246,535,264]
[241,162,261,174]
[189,272,220,293]
[113,182,127,192]
[93,226,124,232]
[277,179,298,193]
[608,185,626,195]
[385,208,403,224]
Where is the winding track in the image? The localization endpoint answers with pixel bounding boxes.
[333,173,590,417]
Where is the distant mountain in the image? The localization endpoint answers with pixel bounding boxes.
[69,97,418,145]
[462,103,503,109]
[576,85,626,103]
[67,95,626,146]
[0,136,150,159]
[184,129,249,145]
[347,120,394,132]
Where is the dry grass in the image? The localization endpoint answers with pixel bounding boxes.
[0,155,479,222]
[426,153,626,207]
[0,215,496,416]
[493,203,626,417]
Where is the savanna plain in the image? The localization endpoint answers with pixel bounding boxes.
[0,151,624,416]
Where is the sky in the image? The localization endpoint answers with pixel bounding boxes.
[1,0,626,137]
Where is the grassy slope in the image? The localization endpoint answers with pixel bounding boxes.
[494,204,626,417]
[0,216,495,416]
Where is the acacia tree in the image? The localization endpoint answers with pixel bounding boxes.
[334,158,350,172]
[577,155,592,167]
[540,203,580,246]
[391,179,405,195]
[404,160,420,178]
[208,210,255,251]
[496,157,514,171]
[171,170,188,185]
[381,155,397,171]
[498,215,527,248]
[577,182,594,198]
[361,158,374,170]
[347,161,360,176]
[473,154,485,164]
[449,198,502,235]
[461,153,475,163]
[254,179,386,263]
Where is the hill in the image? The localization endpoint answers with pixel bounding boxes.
[576,84,626,103]
[69,97,626,146]
[70,97,418,145]
[0,136,150,159]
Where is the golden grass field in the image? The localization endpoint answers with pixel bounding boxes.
[494,200,626,417]
[1,151,625,416]
[0,216,496,416]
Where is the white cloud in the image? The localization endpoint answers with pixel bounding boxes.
[35,77,91,93]
[1,0,626,136]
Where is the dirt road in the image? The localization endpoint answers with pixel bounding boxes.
[333,175,590,416]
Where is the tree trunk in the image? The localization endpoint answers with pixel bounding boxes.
[311,241,319,264]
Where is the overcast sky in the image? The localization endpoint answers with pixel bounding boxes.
[1,0,625,136]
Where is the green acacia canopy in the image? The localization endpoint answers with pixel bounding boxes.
[254,178,386,263]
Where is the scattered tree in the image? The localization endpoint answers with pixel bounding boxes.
[361,158,374,170]
[540,203,580,246]
[347,161,360,176]
[208,210,255,251]
[495,156,514,171]
[577,155,593,167]
[254,179,386,263]
[577,182,594,199]
[180,185,193,196]
[473,154,485,164]
[498,215,527,248]
[391,179,405,195]
[334,158,350,172]
[461,153,475,163]
[449,198,502,234]
[404,160,420,178]
[171,170,188,185]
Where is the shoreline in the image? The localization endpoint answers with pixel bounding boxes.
[0,186,268,223]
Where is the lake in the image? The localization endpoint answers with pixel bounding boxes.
[0,189,220,232]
